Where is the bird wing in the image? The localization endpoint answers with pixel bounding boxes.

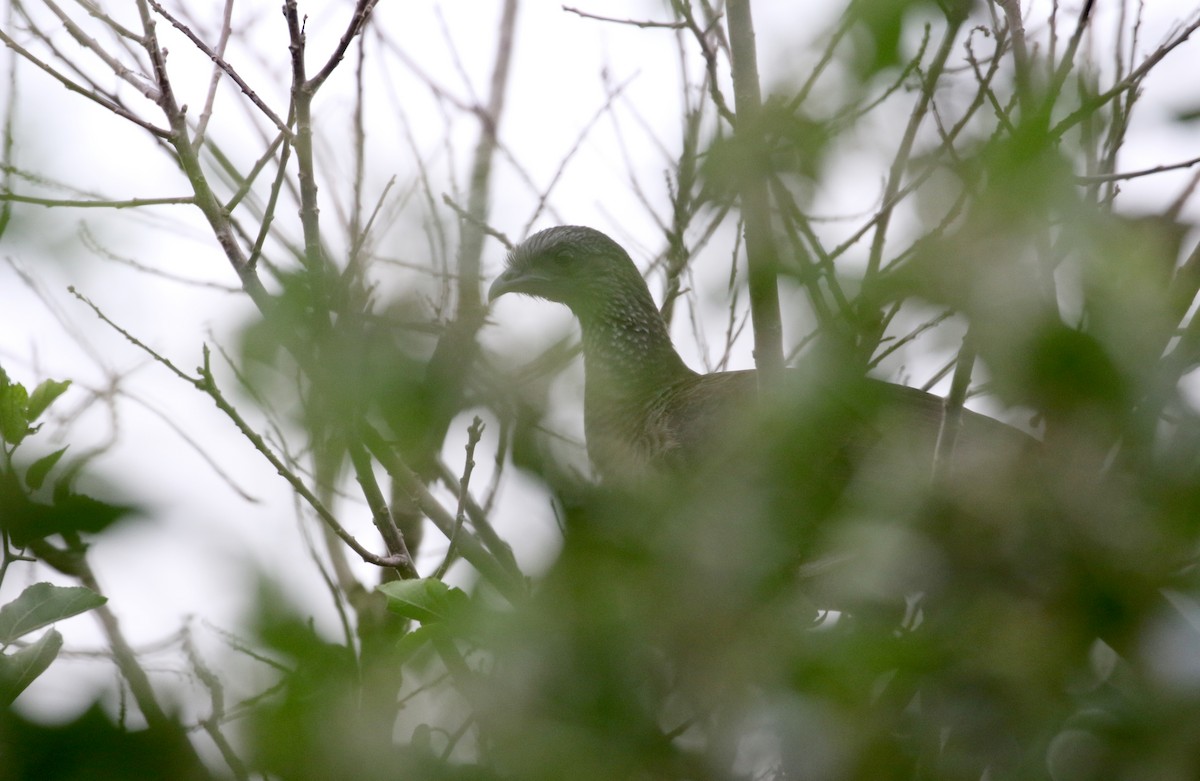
[650,368,1036,476]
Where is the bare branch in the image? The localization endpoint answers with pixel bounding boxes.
[41,0,159,100]
[673,0,735,125]
[441,193,512,250]
[348,441,419,578]
[193,0,241,149]
[363,426,527,602]
[563,5,686,29]
[726,0,783,381]
[0,27,170,137]
[1053,13,1200,139]
[146,0,292,139]
[0,192,194,208]
[1075,153,1200,184]
[306,0,381,93]
[433,416,486,580]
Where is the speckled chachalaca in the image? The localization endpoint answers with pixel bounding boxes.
[489,225,1034,485]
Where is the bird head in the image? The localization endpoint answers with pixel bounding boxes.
[488,226,650,318]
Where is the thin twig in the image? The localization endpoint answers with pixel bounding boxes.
[1053,14,1200,139]
[223,131,286,213]
[73,288,409,570]
[41,0,159,100]
[135,0,270,306]
[196,349,409,570]
[563,5,686,29]
[673,0,735,125]
[183,627,251,781]
[864,18,965,284]
[247,138,293,271]
[147,0,291,137]
[192,0,238,150]
[441,194,512,250]
[283,0,326,274]
[0,192,193,208]
[0,28,170,137]
[433,417,485,580]
[306,0,381,93]
[361,427,526,602]
[1074,154,1200,184]
[432,459,520,574]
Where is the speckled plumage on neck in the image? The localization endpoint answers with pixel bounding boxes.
[574,276,698,480]
[489,225,698,479]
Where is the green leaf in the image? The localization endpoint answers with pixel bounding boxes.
[25,379,71,422]
[393,622,444,662]
[0,583,106,644]
[1174,104,1200,123]
[1,487,134,547]
[0,629,62,706]
[25,447,67,490]
[378,578,469,624]
[0,380,29,445]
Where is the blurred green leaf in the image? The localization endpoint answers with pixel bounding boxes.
[0,582,106,644]
[847,0,969,78]
[1025,320,1127,417]
[1173,104,1200,123]
[24,379,71,423]
[0,478,135,547]
[249,580,412,781]
[0,379,29,445]
[391,622,444,665]
[850,0,909,76]
[25,447,67,490]
[0,628,61,705]
[702,103,830,203]
[0,701,207,780]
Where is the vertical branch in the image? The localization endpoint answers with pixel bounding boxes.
[932,331,977,479]
[659,102,703,327]
[284,0,323,273]
[349,440,418,578]
[350,33,368,257]
[996,0,1031,97]
[0,3,16,241]
[460,0,519,311]
[433,416,485,580]
[281,0,380,272]
[725,0,784,382]
[421,0,520,455]
[192,0,236,150]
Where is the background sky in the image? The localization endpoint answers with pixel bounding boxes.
[2,0,1200,726]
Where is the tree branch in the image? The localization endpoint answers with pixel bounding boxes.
[725,0,783,382]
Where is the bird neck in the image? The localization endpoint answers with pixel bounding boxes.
[576,293,696,401]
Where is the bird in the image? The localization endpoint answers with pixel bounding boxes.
[488,225,1035,487]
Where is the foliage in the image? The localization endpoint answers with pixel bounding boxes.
[0,369,108,712]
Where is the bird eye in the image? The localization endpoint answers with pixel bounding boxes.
[550,250,573,266]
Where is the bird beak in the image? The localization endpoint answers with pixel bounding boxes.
[487,268,520,302]
[488,266,548,302]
